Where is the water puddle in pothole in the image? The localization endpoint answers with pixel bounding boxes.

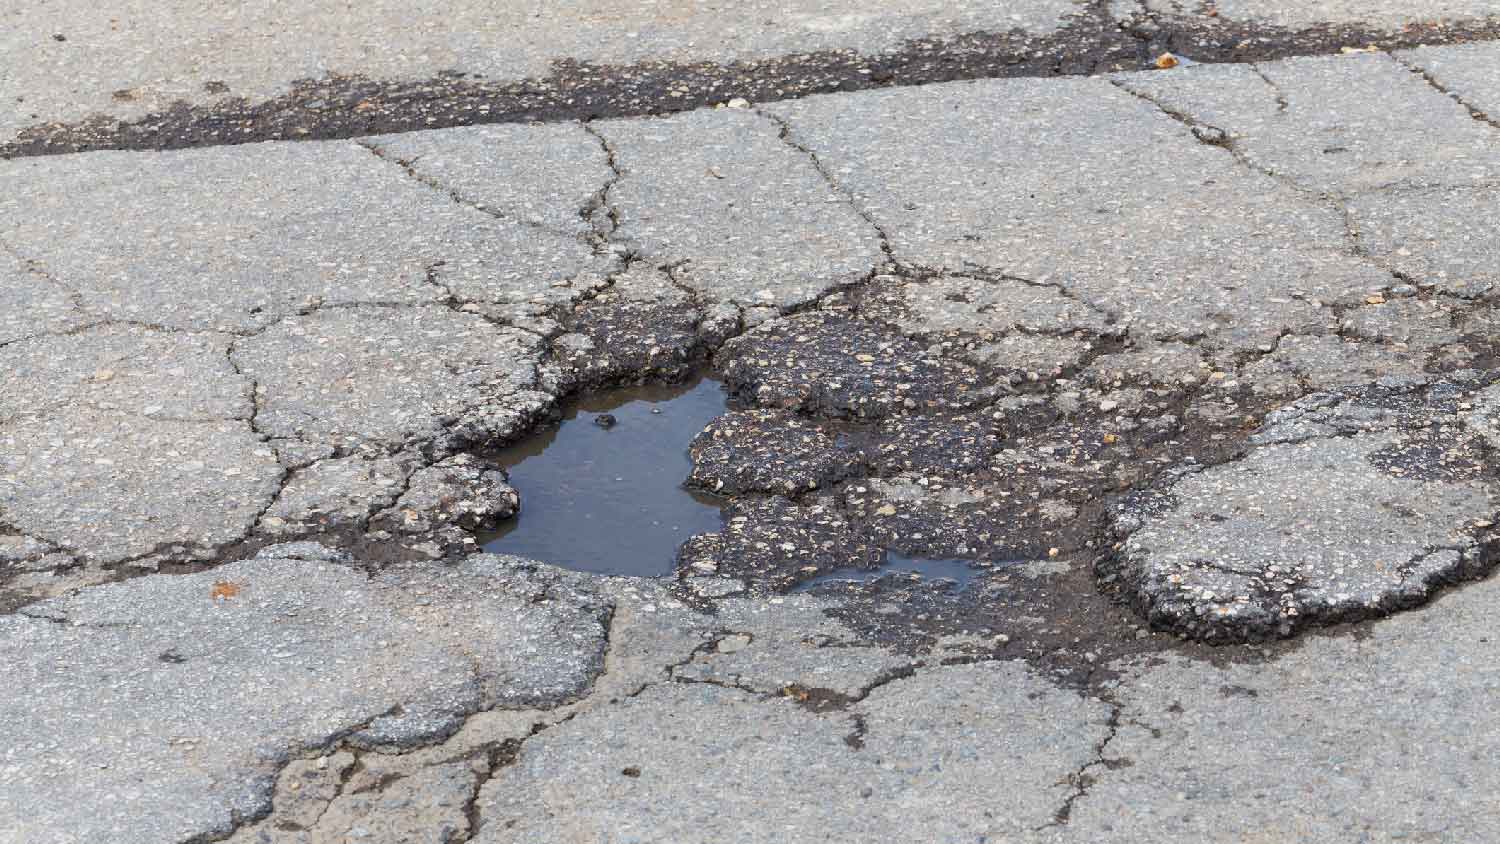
[477,375,729,577]
[791,553,1003,594]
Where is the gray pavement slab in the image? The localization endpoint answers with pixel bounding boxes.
[766,76,1387,352]
[0,248,89,346]
[475,660,1110,843]
[1063,572,1500,843]
[0,411,281,566]
[0,550,610,843]
[364,122,613,237]
[597,108,885,310]
[259,454,412,538]
[1105,381,1498,642]
[1402,41,1500,116]
[0,323,250,424]
[232,306,548,455]
[1116,52,1500,195]
[1347,184,1500,298]
[0,1,1081,143]
[0,140,604,333]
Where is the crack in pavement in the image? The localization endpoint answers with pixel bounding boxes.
[754,108,896,262]
[1390,50,1500,131]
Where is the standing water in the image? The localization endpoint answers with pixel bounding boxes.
[478,375,729,576]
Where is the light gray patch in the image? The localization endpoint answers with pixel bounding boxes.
[0,324,249,425]
[1347,185,1500,298]
[597,108,884,310]
[0,248,89,345]
[0,553,609,843]
[767,75,1383,352]
[1340,297,1460,351]
[960,332,1095,381]
[1105,419,1496,642]
[233,306,547,454]
[1118,53,1500,194]
[259,453,412,537]
[1241,333,1430,401]
[1082,342,1205,390]
[1400,41,1500,118]
[1077,573,1500,841]
[861,274,1112,338]
[474,661,1109,842]
[365,121,613,236]
[0,411,281,566]
[0,141,604,333]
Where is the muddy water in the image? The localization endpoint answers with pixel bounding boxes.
[479,376,729,577]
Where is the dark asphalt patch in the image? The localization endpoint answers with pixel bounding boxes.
[6,10,1499,157]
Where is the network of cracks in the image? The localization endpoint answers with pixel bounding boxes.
[11,259,1496,688]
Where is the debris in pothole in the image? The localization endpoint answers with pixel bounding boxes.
[677,495,881,591]
[716,311,992,419]
[687,409,863,496]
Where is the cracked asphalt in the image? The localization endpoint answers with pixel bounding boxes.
[4,2,1500,842]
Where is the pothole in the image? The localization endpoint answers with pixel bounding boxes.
[477,374,730,576]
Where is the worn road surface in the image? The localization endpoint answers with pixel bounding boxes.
[4,1,1500,842]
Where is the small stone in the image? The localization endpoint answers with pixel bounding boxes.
[716,634,752,654]
[594,413,617,429]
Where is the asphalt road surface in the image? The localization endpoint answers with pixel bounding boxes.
[3,2,1500,842]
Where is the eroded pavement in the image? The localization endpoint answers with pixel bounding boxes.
[4,34,1500,844]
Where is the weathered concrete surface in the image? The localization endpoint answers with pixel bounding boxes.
[1403,40,1500,116]
[0,548,609,843]
[1117,52,1500,195]
[364,122,613,237]
[0,248,90,346]
[233,306,548,454]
